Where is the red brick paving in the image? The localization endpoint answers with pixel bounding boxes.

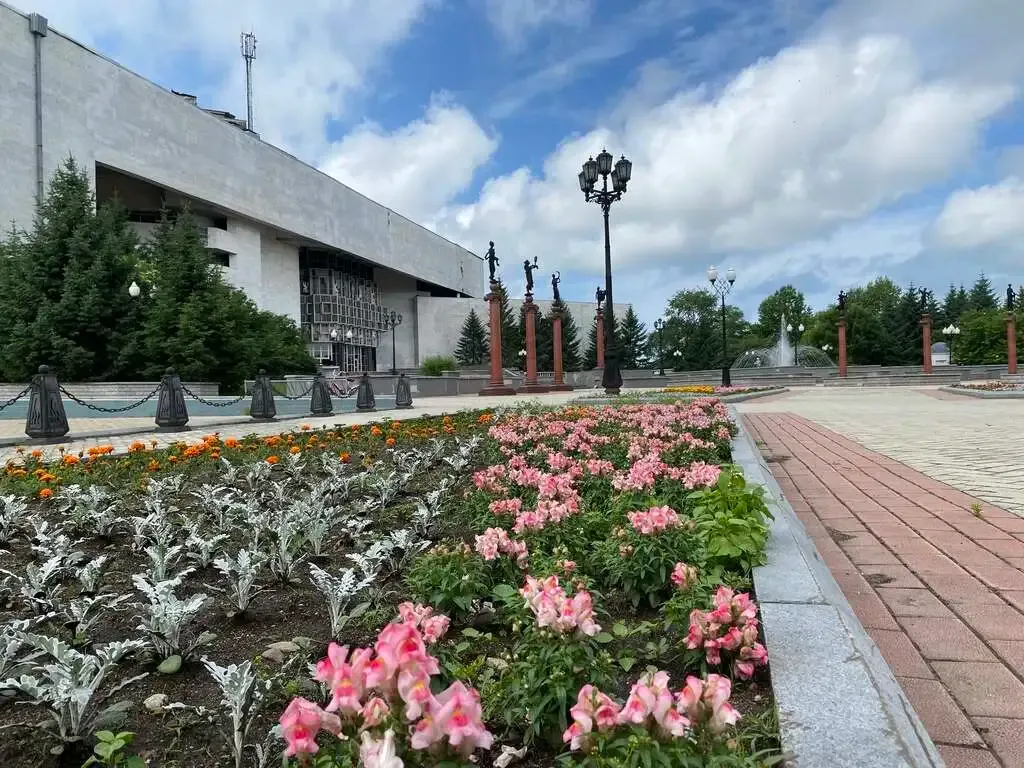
[745,413,1024,768]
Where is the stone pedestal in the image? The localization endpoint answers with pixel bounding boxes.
[518,296,549,394]
[838,319,848,378]
[550,310,573,392]
[595,309,605,369]
[479,281,516,396]
[1008,313,1018,375]
[921,313,933,374]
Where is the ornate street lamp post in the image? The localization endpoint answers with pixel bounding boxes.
[384,310,403,375]
[942,324,961,363]
[579,148,632,395]
[707,266,736,386]
[653,318,666,376]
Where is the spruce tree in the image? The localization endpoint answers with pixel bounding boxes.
[968,273,997,311]
[552,298,581,371]
[617,306,649,369]
[1017,285,1024,313]
[454,308,489,365]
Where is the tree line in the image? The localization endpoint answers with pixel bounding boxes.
[0,158,315,390]
[656,275,1022,370]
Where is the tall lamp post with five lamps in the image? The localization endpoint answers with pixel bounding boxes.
[384,310,403,374]
[707,266,737,386]
[942,324,961,363]
[579,148,632,395]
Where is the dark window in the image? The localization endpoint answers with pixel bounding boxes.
[210,252,231,268]
[210,216,228,230]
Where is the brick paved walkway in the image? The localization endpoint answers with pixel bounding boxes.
[745,413,1024,768]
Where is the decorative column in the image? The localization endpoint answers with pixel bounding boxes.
[550,309,573,392]
[921,313,933,374]
[1008,312,1019,375]
[595,309,605,369]
[837,319,848,378]
[479,283,515,396]
[519,296,549,393]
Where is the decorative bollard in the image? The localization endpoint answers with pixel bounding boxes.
[310,373,333,416]
[249,369,277,421]
[25,365,70,440]
[155,367,189,430]
[395,373,413,409]
[356,372,376,412]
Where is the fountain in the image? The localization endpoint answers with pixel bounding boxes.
[732,314,834,369]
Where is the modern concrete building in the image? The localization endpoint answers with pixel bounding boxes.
[0,3,486,372]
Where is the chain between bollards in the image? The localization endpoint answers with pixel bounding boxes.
[58,385,160,413]
[0,386,31,412]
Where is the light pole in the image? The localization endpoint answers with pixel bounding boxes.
[787,322,805,366]
[672,349,682,371]
[707,266,736,386]
[579,148,632,395]
[942,324,960,363]
[653,318,666,376]
[384,310,403,375]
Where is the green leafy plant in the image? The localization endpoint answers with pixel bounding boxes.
[83,731,145,767]
[404,543,490,614]
[689,469,773,571]
[596,521,702,607]
[421,355,457,376]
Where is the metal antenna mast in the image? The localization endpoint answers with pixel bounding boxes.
[240,30,257,132]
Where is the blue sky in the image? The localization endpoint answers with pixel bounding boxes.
[20,0,1024,325]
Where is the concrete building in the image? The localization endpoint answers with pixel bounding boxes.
[0,3,486,372]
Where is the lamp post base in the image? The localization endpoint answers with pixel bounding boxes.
[602,355,624,396]
[721,367,731,387]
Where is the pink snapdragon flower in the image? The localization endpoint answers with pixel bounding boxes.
[359,728,404,768]
[686,590,768,679]
[279,697,342,757]
[679,461,722,489]
[360,696,391,728]
[628,505,682,535]
[677,674,741,734]
[520,574,600,636]
[618,670,690,738]
[563,684,622,750]
[671,562,698,590]
[474,527,529,564]
[397,602,451,645]
[314,643,372,715]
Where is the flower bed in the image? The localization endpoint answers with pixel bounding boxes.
[0,402,779,767]
[951,381,1023,391]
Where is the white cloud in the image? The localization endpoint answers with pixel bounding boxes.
[23,0,430,159]
[483,0,592,48]
[930,177,1024,251]
[318,97,498,223]
[431,34,1012,285]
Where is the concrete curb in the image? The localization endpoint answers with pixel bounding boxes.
[576,387,789,405]
[939,385,1024,399]
[730,412,944,768]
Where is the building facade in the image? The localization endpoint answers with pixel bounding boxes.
[0,3,485,372]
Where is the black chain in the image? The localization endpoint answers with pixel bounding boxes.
[180,384,246,408]
[59,385,160,413]
[280,384,315,401]
[0,386,31,412]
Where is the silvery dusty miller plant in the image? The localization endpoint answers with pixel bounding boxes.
[203,658,272,768]
[133,571,215,660]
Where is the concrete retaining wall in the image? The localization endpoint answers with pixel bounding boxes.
[0,381,219,399]
[730,415,943,768]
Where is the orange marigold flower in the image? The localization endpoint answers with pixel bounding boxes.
[371,426,383,437]
[266,455,280,465]
[62,455,79,466]
[38,488,53,499]
[30,449,43,459]
[147,460,160,471]
[385,437,396,447]
[301,424,312,431]
[128,441,147,453]
[150,439,158,448]
[168,456,178,463]
[224,437,240,449]
[390,421,401,430]
[210,451,221,460]
[339,452,351,463]
[289,446,301,454]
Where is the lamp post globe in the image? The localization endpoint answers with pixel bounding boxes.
[708,265,736,386]
[128,281,141,298]
[653,318,666,376]
[580,148,631,396]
